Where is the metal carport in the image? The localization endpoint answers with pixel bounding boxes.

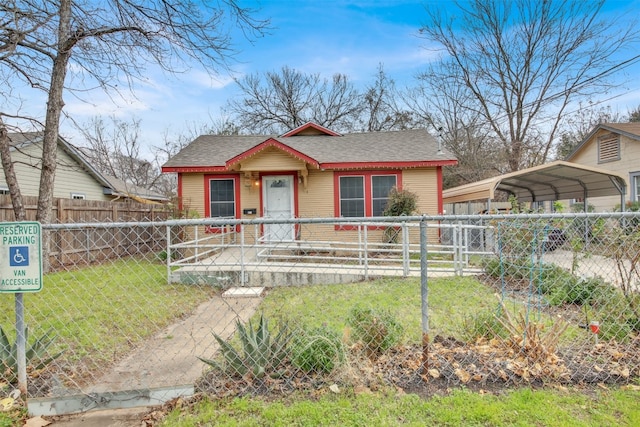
[442,160,627,211]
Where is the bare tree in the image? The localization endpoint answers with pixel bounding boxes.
[227,66,361,134]
[628,105,640,123]
[419,0,639,172]
[77,115,158,189]
[0,0,267,223]
[556,102,624,159]
[360,64,414,132]
[406,64,503,188]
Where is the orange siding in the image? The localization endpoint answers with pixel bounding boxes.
[239,147,307,171]
[402,168,439,215]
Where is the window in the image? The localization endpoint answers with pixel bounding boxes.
[335,171,399,219]
[71,193,86,200]
[339,176,365,217]
[372,175,397,216]
[205,175,240,233]
[209,178,236,218]
[597,133,620,163]
[631,172,640,203]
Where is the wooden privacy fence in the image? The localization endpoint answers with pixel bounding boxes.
[0,195,172,270]
[0,195,171,223]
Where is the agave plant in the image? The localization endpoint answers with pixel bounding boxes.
[199,314,290,379]
[0,326,64,382]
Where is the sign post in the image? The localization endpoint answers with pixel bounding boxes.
[0,221,43,395]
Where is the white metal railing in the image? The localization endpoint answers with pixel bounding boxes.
[166,217,497,282]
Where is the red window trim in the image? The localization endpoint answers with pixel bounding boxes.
[204,174,241,233]
[333,170,402,230]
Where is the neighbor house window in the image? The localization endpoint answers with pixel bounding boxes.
[597,133,620,163]
[631,172,640,203]
[205,175,240,232]
[0,188,9,195]
[335,171,400,219]
[71,193,86,200]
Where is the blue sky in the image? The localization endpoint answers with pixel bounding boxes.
[57,0,640,152]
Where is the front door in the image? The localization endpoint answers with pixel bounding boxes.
[263,175,295,242]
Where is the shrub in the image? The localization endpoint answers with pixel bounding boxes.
[0,326,63,383]
[198,315,290,379]
[291,325,344,374]
[346,306,403,357]
[382,187,418,217]
[483,256,534,280]
[462,308,509,341]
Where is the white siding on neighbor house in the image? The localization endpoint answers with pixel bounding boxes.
[1,142,109,201]
[570,130,639,211]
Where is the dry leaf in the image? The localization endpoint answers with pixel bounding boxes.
[454,368,471,383]
[0,397,14,412]
[428,368,440,378]
[25,416,52,427]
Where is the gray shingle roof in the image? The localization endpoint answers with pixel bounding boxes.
[163,129,457,169]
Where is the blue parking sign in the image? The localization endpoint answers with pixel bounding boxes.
[10,246,29,267]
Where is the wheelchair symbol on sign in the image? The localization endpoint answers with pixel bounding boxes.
[14,250,25,263]
[9,246,29,267]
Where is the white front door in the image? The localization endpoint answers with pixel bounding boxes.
[263,175,295,242]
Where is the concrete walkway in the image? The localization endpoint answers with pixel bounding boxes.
[543,249,626,286]
[36,290,263,425]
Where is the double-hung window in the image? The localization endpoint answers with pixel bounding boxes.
[335,171,400,221]
[205,175,239,232]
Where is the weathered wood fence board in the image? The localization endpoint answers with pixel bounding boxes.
[0,195,171,270]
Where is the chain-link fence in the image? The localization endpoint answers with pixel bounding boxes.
[1,212,639,415]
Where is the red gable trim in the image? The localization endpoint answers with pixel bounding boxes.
[320,160,458,170]
[226,138,320,169]
[162,166,228,173]
[281,122,341,137]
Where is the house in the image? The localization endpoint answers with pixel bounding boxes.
[566,123,640,211]
[161,122,457,242]
[1,132,167,203]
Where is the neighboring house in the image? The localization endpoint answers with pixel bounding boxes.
[162,122,457,241]
[1,132,167,203]
[566,123,640,211]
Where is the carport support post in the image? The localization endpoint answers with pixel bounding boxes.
[420,217,429,375]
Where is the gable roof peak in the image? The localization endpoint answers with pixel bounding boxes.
[280,122,342,137]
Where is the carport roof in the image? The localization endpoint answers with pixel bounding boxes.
[442,160,627,204]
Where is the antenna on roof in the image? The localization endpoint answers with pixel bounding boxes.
[436,126,443,154]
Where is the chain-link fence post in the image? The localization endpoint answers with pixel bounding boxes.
[420,216,429,373]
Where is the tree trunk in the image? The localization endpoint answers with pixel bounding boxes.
[36,0,72,272]
[0,120,26,221]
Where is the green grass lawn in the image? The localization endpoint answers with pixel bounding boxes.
[255,275,573,342]
[0,259,216,366]
[157,386,640,426]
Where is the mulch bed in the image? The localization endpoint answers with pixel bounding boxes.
[194,331,640,400]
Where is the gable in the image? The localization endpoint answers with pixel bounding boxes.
[567,123,640,163]
[281,122,341,137]
[1,137,109,200]
[234,146,309,172]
